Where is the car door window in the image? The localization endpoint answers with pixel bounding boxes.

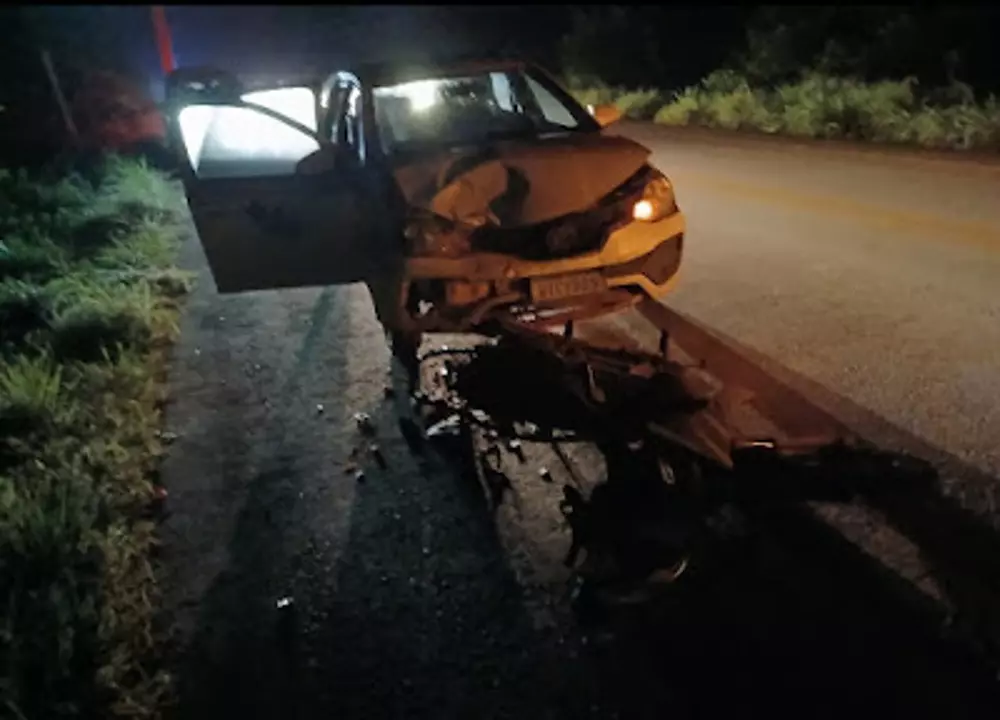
[177,87,319,179]
[523,74,578,129]
[166,70,390,294]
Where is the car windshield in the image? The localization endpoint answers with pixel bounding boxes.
[372,67,590,156]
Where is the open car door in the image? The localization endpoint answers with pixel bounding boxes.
[165,67,382,293]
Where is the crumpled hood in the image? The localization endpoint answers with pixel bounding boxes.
[392,132,651,229]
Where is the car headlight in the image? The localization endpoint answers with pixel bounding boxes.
[631,171,677,223]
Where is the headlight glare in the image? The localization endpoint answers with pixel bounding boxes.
[631,172,677,223]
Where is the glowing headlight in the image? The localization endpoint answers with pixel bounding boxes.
[631,172,677,223]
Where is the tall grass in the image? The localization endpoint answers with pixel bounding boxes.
[0,156,190,719]
[572,68,1000,151]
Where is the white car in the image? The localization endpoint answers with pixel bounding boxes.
[166,58,686,357]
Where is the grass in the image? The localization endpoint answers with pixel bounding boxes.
[569,69,1000,152]
[0,156,190,719]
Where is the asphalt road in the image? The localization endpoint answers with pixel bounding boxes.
[158,127,1000,718]
[612,123,1000,500]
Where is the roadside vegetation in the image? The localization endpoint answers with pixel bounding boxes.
[569,72,1000,151]
[0,158,189,719]
[562,7,1000,152]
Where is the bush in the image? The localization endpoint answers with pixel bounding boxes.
[0,280,50,347]
[0,158,187,719]
[0,234,71,283]
[0,352,68,435]
[569,84,623,110]
[614,89,670,120]
[653,89,703,126]
[647,69,1000,151]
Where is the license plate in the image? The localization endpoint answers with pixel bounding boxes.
[530,271,606,303]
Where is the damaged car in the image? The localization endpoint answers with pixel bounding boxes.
[165,58,686,344]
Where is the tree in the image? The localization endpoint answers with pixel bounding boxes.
[735,6,1000,92]
[559,7,753,90]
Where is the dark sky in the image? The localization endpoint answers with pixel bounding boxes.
[120,6,573,81]
[11,6,748,99]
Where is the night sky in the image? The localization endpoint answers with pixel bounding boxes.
[89,6,574,90]
[30,6,746,97]
[1,5,758,107]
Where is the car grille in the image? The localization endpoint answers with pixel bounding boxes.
[469,167,650,260]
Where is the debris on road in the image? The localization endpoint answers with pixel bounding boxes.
[354,469,366,483]
[369,443,387,469]
[507,438,526,463]
[427,414,462,439]
[354,412,376,436]
[316,403,325,414]
[539,467,554,483]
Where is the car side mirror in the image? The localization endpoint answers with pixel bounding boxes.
[589,103,623,128]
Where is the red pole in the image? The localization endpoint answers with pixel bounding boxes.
[151,6,176,75]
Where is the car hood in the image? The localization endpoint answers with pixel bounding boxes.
[391,132,651,229]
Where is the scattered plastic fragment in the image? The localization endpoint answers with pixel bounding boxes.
[369,443,387,469]
[426,414,462,438]
[316,403,325,414]
[508,439,525,463]
[354,469,366,483]
[539,467,554,483]
[354,412,376,436]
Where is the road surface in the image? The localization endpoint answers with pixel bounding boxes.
[621,122,1000,484]
[158,127,1000,718]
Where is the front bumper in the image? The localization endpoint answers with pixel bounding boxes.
[405,210,686,289]
[397,211,685,331]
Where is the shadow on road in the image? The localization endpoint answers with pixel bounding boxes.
[686,315,1000,668]
[160,262,1000,718]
